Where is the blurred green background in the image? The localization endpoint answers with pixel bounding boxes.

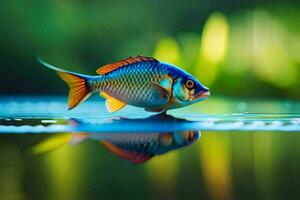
[0,1,300,200]
[1,0,299,99]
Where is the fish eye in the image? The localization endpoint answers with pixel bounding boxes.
[188,132,195,141]
[185,79,195,90]
[184,131,196,142]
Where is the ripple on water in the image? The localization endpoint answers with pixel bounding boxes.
[0,97,300,133]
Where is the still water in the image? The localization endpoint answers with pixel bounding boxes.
[0,96,299,200]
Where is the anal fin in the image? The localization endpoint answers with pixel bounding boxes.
[100,141,153,164]
[100,92,126,112]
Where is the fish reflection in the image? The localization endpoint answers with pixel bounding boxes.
[31,131,200,164]
[75,131,200,164]
[31,114,200,164]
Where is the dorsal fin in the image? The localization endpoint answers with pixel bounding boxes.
[96,56,158,75]
[100,141,153,164]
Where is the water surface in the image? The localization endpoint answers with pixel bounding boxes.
[0,96,299,200]
[1,96,299,133]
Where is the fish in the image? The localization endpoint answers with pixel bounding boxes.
[38,56,210,113]
[31,131,200,164]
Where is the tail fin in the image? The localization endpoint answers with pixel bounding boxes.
[57,70,91,110]
[38,58,91,110]
[29,133,89,154]
[29,134,72,154]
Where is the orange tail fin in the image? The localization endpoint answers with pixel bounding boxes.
[57,71,91,110]
[38,58,92,110]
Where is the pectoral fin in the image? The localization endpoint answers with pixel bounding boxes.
[159,77,172,90]
[150,77,172,100]
[150,82,171,100]
[100,92,127,112]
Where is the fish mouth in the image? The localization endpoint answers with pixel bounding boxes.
[196,90,210,99]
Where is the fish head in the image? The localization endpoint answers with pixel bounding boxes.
[154,130,200,154]
[173,130,200,146]
[159,130,200,147]
[172,75,210,107]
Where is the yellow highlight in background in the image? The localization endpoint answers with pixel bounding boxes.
[153,37,181,65]
[199,132,232,200]
[197,12,229,86]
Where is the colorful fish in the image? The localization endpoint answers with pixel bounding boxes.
[39,56,210,113]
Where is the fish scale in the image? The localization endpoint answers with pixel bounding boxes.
[93,61,169,107]
[113,134,160,153]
